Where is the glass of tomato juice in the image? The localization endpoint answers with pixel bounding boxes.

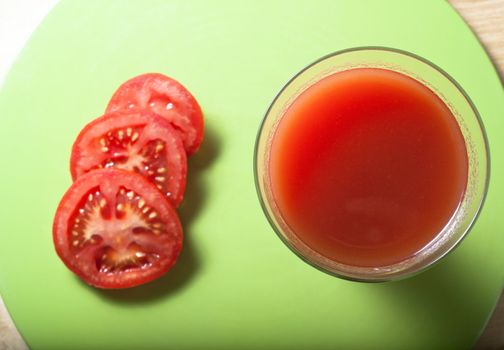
[255,47,489,282]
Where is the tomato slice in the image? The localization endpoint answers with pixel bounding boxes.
[70,111,187,207]
[53,169,183,289]
[106,73,204,155]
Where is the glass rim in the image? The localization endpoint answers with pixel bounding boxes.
[253,46,490,283]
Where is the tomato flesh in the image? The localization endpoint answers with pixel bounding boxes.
[53,169,183,289]
[106,73,204,155]
[70,111,187,207]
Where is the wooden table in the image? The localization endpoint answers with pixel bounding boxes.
[0,1,502,349]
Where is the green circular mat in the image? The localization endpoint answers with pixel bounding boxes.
[0,1,503,349]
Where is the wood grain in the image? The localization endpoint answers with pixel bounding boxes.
[450,0,504,78]
[448,2,504,348]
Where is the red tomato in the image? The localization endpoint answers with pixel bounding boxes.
[53,169,183,289]
[70,111,187,207]
[106,73,204,155]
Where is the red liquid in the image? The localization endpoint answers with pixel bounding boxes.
[269,68,468,267]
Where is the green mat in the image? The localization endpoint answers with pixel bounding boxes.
[0,1,503,349]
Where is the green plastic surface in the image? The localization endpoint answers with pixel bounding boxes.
[0,1,503,349]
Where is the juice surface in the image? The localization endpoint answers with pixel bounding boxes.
[269,68,468,267]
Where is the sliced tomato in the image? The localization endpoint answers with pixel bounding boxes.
[53,169,183,289]
[106,73,204,155]
[70,111,186,207]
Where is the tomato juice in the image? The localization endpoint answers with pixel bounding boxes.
[269,68,468,267]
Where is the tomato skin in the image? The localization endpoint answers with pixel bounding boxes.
[70,111,187,207]
[53,169,183,289]
[106,73,204,155]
